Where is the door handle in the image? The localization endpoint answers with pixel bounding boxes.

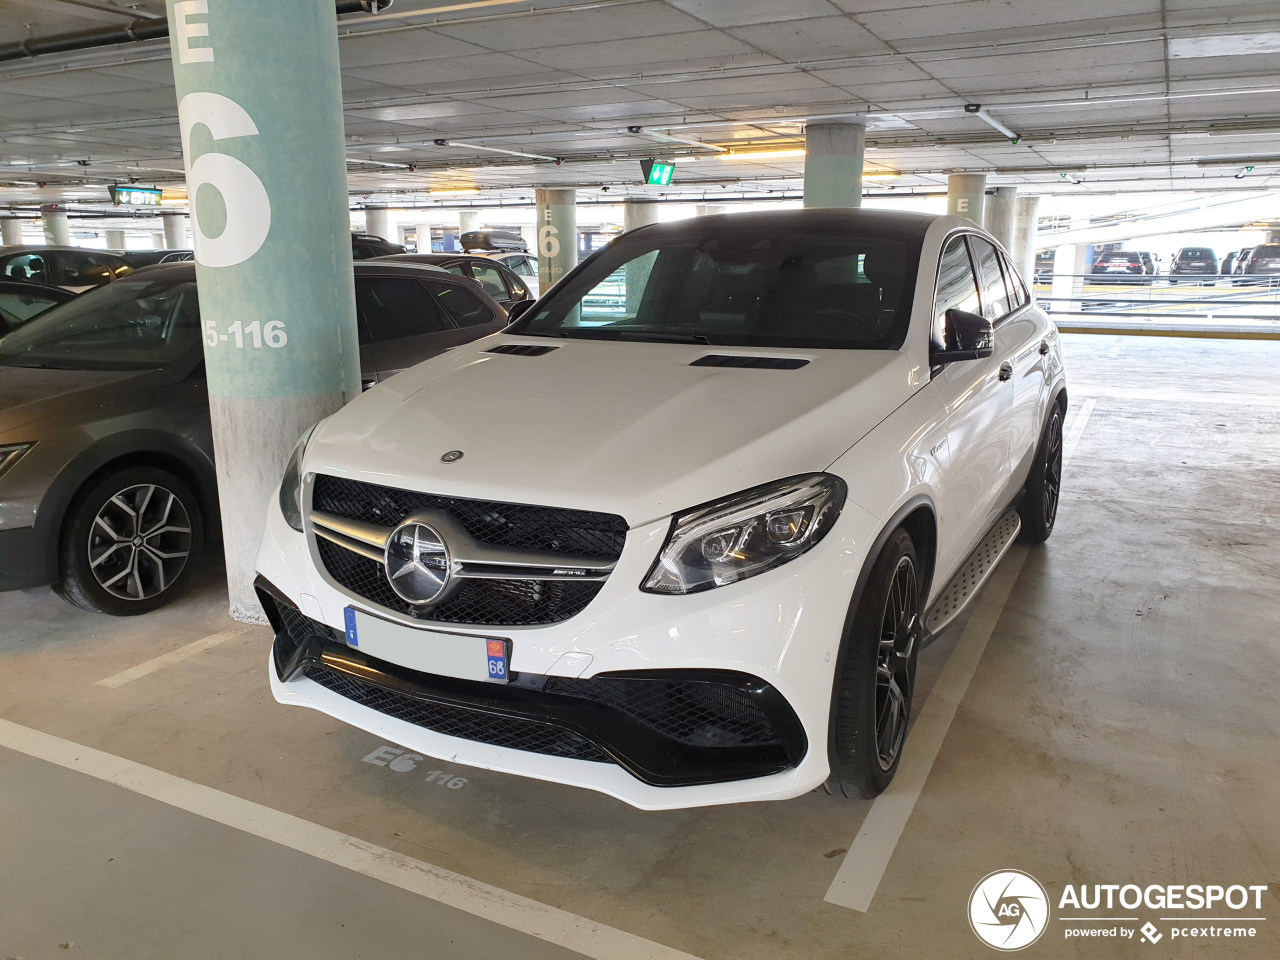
[1039,339,1050,355]
[998,361,1013,381]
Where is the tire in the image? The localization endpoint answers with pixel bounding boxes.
[828,528,921,799]
[1017,402,1064,544]
[55,465,203,616]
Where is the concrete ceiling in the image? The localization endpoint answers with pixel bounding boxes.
[1,0,1278,214]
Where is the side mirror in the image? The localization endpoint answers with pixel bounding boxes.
[932,308,994,364]
[505,298,536,323]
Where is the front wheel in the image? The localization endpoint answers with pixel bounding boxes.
[55,465,203,615]
[828,528,921,799]
[1018,403,1064,544]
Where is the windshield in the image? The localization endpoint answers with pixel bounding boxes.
[514,230,917,349]
[0,277,200,370]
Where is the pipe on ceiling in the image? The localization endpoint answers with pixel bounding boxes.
[0,1,390,64]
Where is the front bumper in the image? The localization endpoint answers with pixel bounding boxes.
[255,481,883,809]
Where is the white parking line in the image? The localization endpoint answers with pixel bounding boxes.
[0,719,703,960]
[825,399,1097,912]
[96,626,253,688]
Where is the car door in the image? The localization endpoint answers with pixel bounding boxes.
[354,274,457,384]
[426,278,508,342]
[502,254,540,297]
[992,247,1050,487]
[930,234,1015,581]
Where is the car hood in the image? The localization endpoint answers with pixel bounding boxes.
[0,364,164,435]
[307,336,920,525]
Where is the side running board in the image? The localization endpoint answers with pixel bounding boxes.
[924,508,1021,638]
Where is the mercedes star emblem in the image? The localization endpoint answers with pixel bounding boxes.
[441,450,464,463]
[384,521,451,604]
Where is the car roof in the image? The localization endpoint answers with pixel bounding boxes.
[620,207,938,244]
[0,245,123,255]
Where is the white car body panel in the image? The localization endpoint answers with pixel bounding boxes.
[256,212,1067,809]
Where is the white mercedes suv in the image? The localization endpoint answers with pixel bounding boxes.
[255,210,1066,811]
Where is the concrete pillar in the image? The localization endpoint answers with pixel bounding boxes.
[1011,195,1041,287]
[803,119,865,208]
[623,201,659,315]
[1,218,23,245]
[535,188,576,292]
[695,204,729,217]
[458,210,481,237]
[41,205,70,246]
[364,206,389,239]
[519,224,537,253]
[985,186,1017,250]
[414,222,432,253]
[624,200,659,232]
[1049,243,1088,313]
[168,0,361,622]
[105,228,127,249]
[152,233,166,250]
[162,213,187,248]
[947,175,986,226]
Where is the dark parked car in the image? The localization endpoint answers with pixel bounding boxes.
[1237,243,1280,282]
[1220,250,1240,275]
[352,232,406,259]
[377,252,532,311]
[1169,246,1218,284]
[118,249,193,269]
[0,260,507,615]
[0,245,133,292]
[1091,250,1151,284]
[0,280,74,336]
[1034,249,1054,281]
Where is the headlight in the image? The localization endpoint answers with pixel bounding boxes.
[642,474,846,595]
[0,442,35,480]
[278,425,317,532]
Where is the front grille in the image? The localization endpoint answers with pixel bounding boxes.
[544,676,781,748]
[311,474,627,625]
[306,664,612,763]
[312,475,626,558]
[315,537,604,625]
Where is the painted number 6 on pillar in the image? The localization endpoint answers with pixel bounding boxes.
[178,90,271,269]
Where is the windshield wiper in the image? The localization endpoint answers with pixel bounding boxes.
[614,331,711,344]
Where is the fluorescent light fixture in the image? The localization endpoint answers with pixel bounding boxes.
[429,188,481,196]
[974,110,1020,142]
[719,148,806,161]
[435,139,559,163]
[1169,31,1280,59]
[863,170,901,180]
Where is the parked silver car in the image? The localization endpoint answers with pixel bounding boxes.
[0,260,507,614]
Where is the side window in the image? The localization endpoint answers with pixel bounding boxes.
[428,281,496,328]
[60,252,115,286]
[355,277,448,342]
[967,236,1009,321]
[467,262,513,301]
[1000,251,1028,308]
[933,235,981,351]
[0,289,63,330]
[509,256,533,277]
[2,253,52,285]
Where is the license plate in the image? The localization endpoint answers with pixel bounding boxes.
[343,607,510,683]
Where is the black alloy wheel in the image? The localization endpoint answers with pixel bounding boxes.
[828,527,921,798]
[56,464,204,616]
[1017,403,1064,544]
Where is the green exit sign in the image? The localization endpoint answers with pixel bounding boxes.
[640,159,674,186]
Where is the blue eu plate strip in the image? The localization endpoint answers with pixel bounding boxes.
[344,607,358,646]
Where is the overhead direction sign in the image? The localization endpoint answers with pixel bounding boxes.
[109,185,163,207]
[640,159,674,186]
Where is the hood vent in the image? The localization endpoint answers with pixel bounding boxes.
[487,343,559,357]
[691,354,809,370]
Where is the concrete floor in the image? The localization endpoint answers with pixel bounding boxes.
[1,333,1277,959]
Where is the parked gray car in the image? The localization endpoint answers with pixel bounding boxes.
[0,260,507,614]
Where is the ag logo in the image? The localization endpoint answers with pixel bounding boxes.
[969,870,1050,951]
